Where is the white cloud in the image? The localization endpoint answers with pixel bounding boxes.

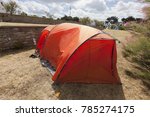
[0,0,147,20]
[87,0,108,11]
[18,0,50,16]
[106,1,146,20]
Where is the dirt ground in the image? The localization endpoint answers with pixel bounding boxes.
[0,29,149,100]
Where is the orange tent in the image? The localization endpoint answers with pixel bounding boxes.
[36,23,121,84]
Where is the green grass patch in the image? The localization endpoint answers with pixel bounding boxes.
[145,0,150,2]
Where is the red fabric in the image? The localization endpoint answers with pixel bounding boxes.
[58,40,120,83]
[37,25,56,51]
[37,30,49,51]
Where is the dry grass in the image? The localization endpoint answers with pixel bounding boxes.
[0,29,149,100]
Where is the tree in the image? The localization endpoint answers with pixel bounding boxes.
[122,18,127,23]
[136,18,143,22]
[73,17,79,22]
[61,15,67,20]
[42,16,46,18]
[80,17,91,25]
[94,20,105,29]
[1,1,19,15]
[107,16,118,24]
[61,15,73,21]
[60,15,79,22]
[45,11,54,20]
[20,12,28,16]
[126,16,136,22]
[31,15,38,17]
[122,16,142,23]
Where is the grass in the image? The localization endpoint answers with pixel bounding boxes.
[145,0,150,2]
[125,22,148,35]
[123,20,150,87]
[124,37,150,56]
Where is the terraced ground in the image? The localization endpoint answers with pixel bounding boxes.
[0,29,149,99]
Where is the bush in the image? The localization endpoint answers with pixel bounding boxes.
[124,36,150,63]
[124,37,149,54]
[119,25,125,30]
[123,15,150,83]
[94,20,105,30]
[125,22,148,35]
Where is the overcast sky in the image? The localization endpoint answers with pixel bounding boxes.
[0,0,148,21]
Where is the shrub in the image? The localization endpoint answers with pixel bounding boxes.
[119,25,125,30]
[125,22,148,35]
[123,16,150,84]
[94,20,105,30]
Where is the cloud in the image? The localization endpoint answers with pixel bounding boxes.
[35,0,77,3]
[86,0,108,11]
[18,0,50,16]
[0,0,147,20]
[107,1,146,19]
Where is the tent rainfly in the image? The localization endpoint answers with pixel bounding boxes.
[36,23,121,84]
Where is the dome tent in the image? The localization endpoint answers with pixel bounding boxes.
[36,23,121,84]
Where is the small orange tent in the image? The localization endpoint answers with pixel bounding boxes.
[36,23,121,84]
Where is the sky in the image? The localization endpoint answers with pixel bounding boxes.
[0,0,148,21]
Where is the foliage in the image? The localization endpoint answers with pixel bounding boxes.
[121,16,143,24]
[119,25,125,30]
[61,15,79,22]
[31,15,38,17]
[123,20,150,83]
[94,20,105,30]
[1,1,19,15]
[20,12,28,16]
[136,18,143,22]
[73,17,79,22]
[42,16,46,18]
[121,16,136,23]
[121,18,126,22]
[79,17,91,25]
[106,16,118,24]
[126,16,136,22]
[45,11,54,20]
[61,15,71,21]
[124,20,150,37]
[123,1,150,85]
[145,0,150,2]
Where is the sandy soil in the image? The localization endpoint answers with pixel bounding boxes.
[0,29,149,100]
